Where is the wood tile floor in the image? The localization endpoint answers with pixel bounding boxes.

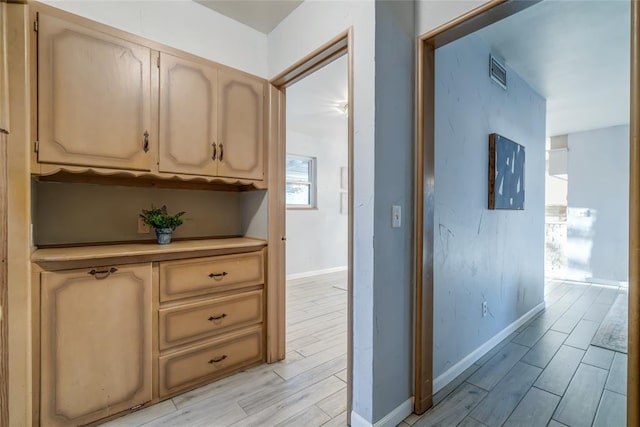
[107,276,626,427]
[104,271,348,427]
[402,279,628,427]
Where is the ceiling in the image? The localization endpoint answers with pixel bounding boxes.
[286,55,348,140]
[194,0,629,138]
[194,0,303,34]
[192,0,345,138]
[476,0,630,137]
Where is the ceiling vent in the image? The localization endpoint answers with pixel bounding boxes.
[490,55,507,90]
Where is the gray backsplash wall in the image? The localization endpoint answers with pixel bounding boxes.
[240,190,268,240]
[34,181,244,245]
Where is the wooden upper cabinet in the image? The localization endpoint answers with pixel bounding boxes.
[218,70,265,181]
[33,10,267,184]
[0,3,9,134]
[40,263,152,426]
[159,53,218,176]
[37,13,152,171]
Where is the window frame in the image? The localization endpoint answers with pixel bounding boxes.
[285,154,317,209]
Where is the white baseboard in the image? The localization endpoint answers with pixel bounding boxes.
[587,277,628,287]
[374,397,414,427]
[286,266,347,280]
[350,397,413,427]
[350,411,371,427]
[432,301,545,393]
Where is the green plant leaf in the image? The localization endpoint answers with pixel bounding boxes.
[139,205,187,230]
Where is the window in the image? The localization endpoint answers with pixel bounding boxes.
[286,155,316,208]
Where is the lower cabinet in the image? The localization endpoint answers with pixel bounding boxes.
[36,248,266,426]
[157,251,266,399]
[40,263,153,427]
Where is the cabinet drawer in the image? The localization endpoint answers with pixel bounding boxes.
[159,290,263,350]
[160,251,264,302]
[159,326,263,397]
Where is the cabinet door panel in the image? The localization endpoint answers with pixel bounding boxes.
[218,71,264,181]
[159,53,218,176]
[40,264,152,427]
[38,14,152,171]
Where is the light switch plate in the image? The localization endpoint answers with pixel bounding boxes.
[392,205,401,228]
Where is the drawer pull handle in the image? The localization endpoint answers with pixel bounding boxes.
[208,272,228,280]
[208,355,227,364]
[212,142,217,161]
[88,267,118,279]
[208,313,227,321]
[143,130,150,153]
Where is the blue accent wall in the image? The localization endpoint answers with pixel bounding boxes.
[434,33,546,380]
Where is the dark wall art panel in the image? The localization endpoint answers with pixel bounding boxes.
[488,133,525,210]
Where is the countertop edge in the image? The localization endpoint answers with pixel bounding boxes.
[31,237,268,268]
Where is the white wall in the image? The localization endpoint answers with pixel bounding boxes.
[546,174,567,207]
[567,125,629,283]
[546,136,568,207]
[286,129,348,276]
[434,33,546,379]
[285,55,348,277]
[41,0,268,77]
[416,0,488,36]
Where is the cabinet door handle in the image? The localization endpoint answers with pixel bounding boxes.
[208,313,227,321]
[208,355,227,364]
[208,272,228,280]
[219,143,224,161]
[143,131,150,153]
[212,142,217,161]
[88,267,118,279]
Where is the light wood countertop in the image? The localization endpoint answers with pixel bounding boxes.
[32,237,267,271]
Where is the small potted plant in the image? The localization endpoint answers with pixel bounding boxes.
[139,205,186,245]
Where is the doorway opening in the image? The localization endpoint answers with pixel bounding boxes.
[283,54,349,423]
[416,1,638,425]
[268,29,354,424]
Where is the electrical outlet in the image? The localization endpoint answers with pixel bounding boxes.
[482,301,488,317]
[137,217,150,234]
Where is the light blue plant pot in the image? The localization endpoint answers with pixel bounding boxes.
[155,228,173,245]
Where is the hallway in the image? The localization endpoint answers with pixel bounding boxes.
[403,280,627,427]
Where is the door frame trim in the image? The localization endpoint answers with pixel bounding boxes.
[0,3,8,424]
[267,28,354,423]
[629,1,639,424]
